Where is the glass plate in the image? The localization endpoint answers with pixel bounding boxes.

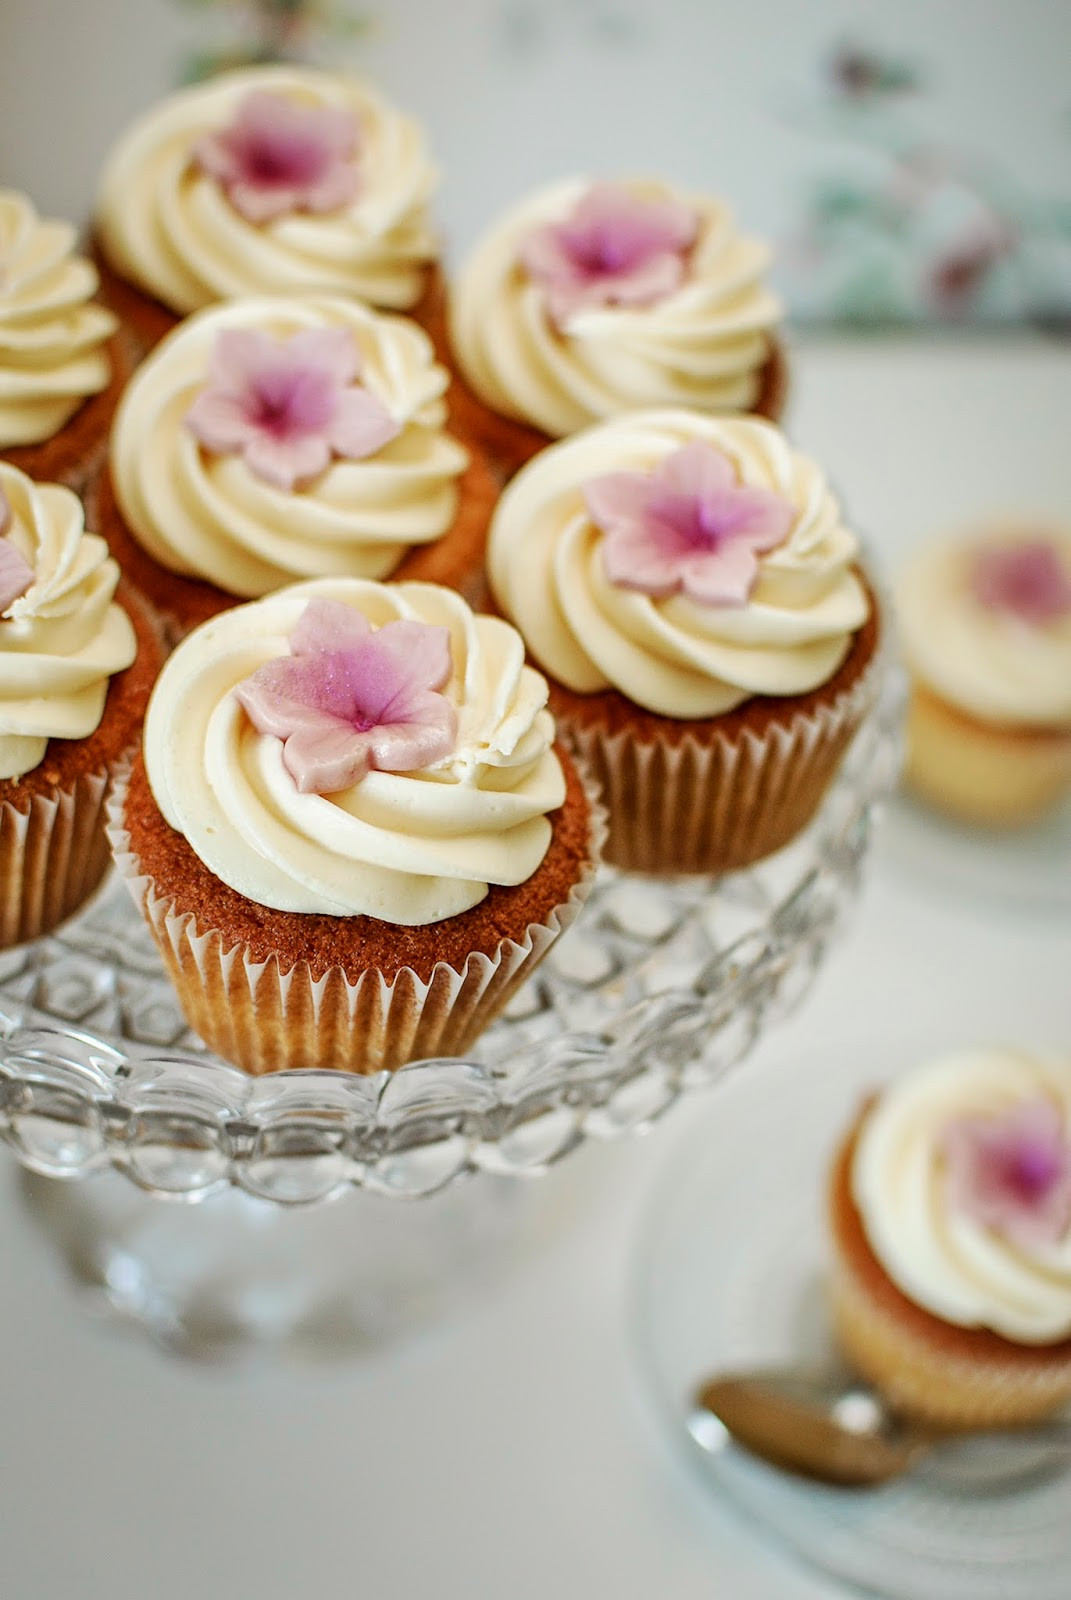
[629,1037,1071,1600]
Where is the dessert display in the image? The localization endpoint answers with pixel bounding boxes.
[93,66,443,354]
[0,463,160,946]
[93,294,496,641]
[108,577,602,1074]
[0,189,129,490]
[897,523,1071,827]
[449,178,787,480]
[487,408,879,872]
[829,1046,1071,1428]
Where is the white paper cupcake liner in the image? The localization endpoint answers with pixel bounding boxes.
[560,636,882,874]
[0,768,113,947]
[106,763,605,1075]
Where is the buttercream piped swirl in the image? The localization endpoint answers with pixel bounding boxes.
[853,1049,1071,1344]
[488,410,869,718]
[143,579,566,926]
[96,66,439,315]
[0,190,116,448]
[450,177,782,437]
[0,464,136,779]
[111,296,469,597]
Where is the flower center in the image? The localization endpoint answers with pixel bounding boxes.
[250,368,335,439]
[244,130,331,189]
[1005,1141,1064,1201]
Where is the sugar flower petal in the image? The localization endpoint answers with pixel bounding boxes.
[943,1097,1071,1249]
[521,182,699,329]
[185,325,398,490]
[193,89,361,226]
[585,441,795,608]
[235,602,457,794]
[971,539,1071,626]
[0,534,34,613]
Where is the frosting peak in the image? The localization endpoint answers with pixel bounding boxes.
[0,190,116,448]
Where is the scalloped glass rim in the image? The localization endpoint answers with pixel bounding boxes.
[0,661,902,1205]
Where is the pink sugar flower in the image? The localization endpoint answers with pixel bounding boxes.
[520,182,699,327]
[194,90,361,224]
[584,441,795,608]
[970,539,1071,627]
[235,597,458,794]
[942,1097,1071,1250]
[0,491,34,613]
[185,325,401,491]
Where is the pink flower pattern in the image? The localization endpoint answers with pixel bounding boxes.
[942,1098,1071,1249]
[520,183,699,328]
[185,326,401,491]
[584,441,795,607]
[970,539,1071,627]
[235,598,458,794]
[194,90,361,225]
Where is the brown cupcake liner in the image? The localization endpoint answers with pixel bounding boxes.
[106,763,606,1076]
[558,636,882,875]
[0,768,114,947]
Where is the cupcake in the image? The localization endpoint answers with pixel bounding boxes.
[0,464,161,946]
[91,294,496,643]
[487,409,880,874]
[108,578,601,1075]
[897,523,1071,827]
[0,190,129,491]
[448,178,787,481]
[829,1048,1071,1428]
[93,66,443,356]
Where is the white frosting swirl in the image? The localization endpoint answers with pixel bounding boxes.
[0,464,136,779]
[96,66,439,315]
[853,1049,1071,1344]
[144,579,566,926]
[0,190,116,448]
[111,296,469,597]
[449,177,782,437]
[897,527,1071,728]
[488,410,869,717]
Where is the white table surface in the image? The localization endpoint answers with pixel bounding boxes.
[1,336,1069,1600]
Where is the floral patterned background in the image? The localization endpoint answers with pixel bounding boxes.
[4,0,1069,328]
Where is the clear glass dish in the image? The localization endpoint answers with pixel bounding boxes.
[0,668,900,1357]
[629,1033,1071,1600]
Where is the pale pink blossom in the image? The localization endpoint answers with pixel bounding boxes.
[185,325,400,491]
[194,90,360,224]
[970,539,1071,626]
[520,183,699,327]
[235,597,457,794]
[943,1098,1071,1249]
[584,441,795,607]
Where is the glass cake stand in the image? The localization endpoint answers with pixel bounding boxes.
[0,668,901,1360]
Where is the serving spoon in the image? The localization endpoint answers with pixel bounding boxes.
[691,1367,1071,1487]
